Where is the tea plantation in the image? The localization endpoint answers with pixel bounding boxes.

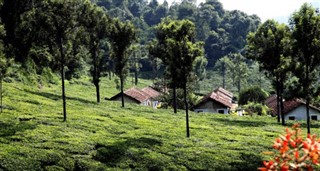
[0,78,319,171]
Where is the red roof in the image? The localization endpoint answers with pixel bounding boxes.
[265,96,320,116]
[110,87,161,104]
[124,88,151,103]
[141,87,160,99]
[265,95,278,116]
[195,87,233,108]
[214,87,233,99]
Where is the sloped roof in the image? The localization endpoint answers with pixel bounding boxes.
[265,95,278,116]
[214,87,233,100]
[141,87,160,99]
[194,87,233,108]
[265,96,320,116]
[265,94,277,106]
[124,88,151,103]
[110,87,151,103]
[109,87,161,104]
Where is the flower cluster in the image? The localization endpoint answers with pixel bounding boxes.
[259,123,320,171]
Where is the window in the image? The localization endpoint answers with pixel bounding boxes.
[311,115,318,121]
[218,109,225,114]
[289,116,295,120]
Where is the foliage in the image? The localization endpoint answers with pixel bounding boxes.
[81,2,111,102]
[247,19,292,125]
[259,124,320,171]
[239,86,268,105]
[109,18,136,107]
[218,53,249,94]
[96,0,260,69]
[156,89,199,110]
[290,3,320,133]
[243,102,270,116]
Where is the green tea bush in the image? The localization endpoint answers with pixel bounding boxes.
[243,102,270,116]
[239,86,268,105]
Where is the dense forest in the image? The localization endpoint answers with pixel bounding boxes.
[96,0,261,68]
[0,0,265,110]
[0,0,261,76]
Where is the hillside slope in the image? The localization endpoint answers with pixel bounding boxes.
[0,78,318,171]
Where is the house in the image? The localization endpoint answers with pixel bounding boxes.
[265,95,320,120]
[109,87,161,108]
[193,87,233,114]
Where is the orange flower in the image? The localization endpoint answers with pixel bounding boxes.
[259,124,320,170]
[295,151,299,160]
[280,165,289,171]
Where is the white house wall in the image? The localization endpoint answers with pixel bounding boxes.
[285,105,320,120]
[194,101,229,114]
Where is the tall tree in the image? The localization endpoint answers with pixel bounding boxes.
[290,3,320,133]
[148,40,163,81]
[31,0,85,121]
[247,19,291,126]
[0,15,10,113]
[81,3,111,103]
[128,44,143,85]
[227,53,249,95]
[153,18,179,113]
[193,55,207,92]
[154,19,204,137]
[108,19,136,107]
[0,0,35,63]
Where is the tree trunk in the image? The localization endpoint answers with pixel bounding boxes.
[280,80,285,126]
[134,69,138,86]
[184,83,190,137]
[276,76,280,123]
[222,62,225,89]
[92,46,100,103]
[95,82,100,103]
[0,76,2,113]
[306,64,310,134]
[173,84,177,113]
[59,37,67,122]
[120,75,125,108]
[237,79,241,96]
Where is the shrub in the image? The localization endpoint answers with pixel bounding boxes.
[239,86,268,105]
[156,89,199,110]
[259,123,320,171]
[243,102,270,116]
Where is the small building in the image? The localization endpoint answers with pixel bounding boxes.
[109,87,160,108]
[265,96,320,120]
[193,87,233,114]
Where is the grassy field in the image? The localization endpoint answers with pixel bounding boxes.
[0,77,319,171]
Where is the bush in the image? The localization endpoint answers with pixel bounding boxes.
[243,102,270,116]
[156,89,199,110]
[239,86,268,105]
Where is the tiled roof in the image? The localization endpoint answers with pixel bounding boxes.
[214,87,233,99]
[265,95,278,116]
[265,94,277,106]
[124,88,151,103]
[141,87,160,99]
[265,96,320,116]
[110,87,161,104]
[195,87,233,108]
